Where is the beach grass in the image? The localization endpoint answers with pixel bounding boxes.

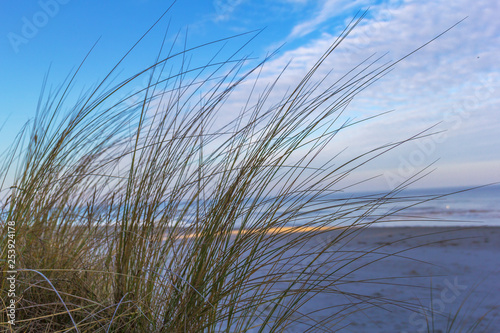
[0,10,474,332]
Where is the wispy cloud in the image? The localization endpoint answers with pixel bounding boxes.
[287,0,370,38]
[213,0,246,22]
[214,0,500,188]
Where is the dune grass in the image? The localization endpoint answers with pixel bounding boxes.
[0,10,473,332]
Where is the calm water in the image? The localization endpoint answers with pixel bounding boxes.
[176,184,500,228]
[7,185,497,228]
[340,185,500,227]
[260,185,500,228]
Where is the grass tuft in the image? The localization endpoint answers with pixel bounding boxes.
[0,9,474,333]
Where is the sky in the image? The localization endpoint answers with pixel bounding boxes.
[1,0,499,192]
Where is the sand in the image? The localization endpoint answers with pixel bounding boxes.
[253,227,500,332]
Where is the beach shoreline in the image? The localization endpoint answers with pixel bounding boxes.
[253,226,500,332]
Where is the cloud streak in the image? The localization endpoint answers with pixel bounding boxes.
[287,0,370,38]
[213,0,246,22]
[214,0,500,189]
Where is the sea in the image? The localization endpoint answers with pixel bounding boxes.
[163,184,500,228]
[328,184,500,227]
[183,184,500,229]
[6,184,497,228]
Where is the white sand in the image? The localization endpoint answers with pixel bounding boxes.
[252,227,500,332]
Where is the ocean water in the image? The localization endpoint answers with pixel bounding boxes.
[341,184,500,227]
[8,185,496,228]
[170,184,500,228]
[257,184,500,228]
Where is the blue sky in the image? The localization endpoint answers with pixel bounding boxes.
[1,0,499,191]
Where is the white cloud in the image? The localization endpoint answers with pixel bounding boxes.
[213,0,500,189]
[287,0,370,38]
[213,0,246,22]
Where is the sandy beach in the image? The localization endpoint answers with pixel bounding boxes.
[254,226,500,332]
